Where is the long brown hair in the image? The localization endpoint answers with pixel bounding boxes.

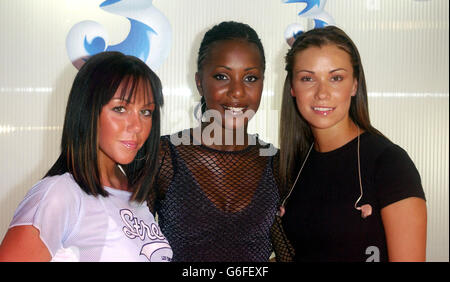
[279,26,383,191]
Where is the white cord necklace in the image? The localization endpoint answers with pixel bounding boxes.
[354,128,372,218]
[281,127,372,219]
[280,143,314,209]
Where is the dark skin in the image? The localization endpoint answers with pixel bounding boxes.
[195,39,265,152]
[189,38,266,211]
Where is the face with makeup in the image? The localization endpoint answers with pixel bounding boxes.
[97,80,155,169]
[290,44,358,134]
[195,39,264,131]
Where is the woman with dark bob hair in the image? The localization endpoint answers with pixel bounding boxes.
[0,51,172,262]
[277,26,426,261]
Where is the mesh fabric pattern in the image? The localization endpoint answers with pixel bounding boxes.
[151,130,280,262]
[269,152,296,262]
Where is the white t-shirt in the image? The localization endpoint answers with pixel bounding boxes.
[9,173,172,262]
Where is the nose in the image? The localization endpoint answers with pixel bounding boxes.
[228,78,245,99]
[314,80,330,100]
[127,111,143,133]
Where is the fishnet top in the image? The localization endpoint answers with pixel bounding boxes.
[149,129,282,262]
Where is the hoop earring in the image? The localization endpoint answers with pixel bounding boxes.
[194,101,207,121]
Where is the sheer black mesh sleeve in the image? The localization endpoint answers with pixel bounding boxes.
[270,152,295,262]
[147,136,173,214]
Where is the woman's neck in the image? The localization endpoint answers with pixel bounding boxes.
[312,120,361,153]
[196,122,250,152]
[98,157,129,191]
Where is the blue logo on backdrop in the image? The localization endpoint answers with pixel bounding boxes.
[283,0,322,16]
[66,0,172,70]
[282,0,335,46]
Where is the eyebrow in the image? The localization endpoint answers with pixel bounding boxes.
[330,68,348,73]
[216,65,262,71]
[294,68,349,74]
[110,98,155,106]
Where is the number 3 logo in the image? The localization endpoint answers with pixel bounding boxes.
[66,0,172,70]
[365,246,380,262]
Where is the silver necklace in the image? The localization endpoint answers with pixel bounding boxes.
[280,128,372,219]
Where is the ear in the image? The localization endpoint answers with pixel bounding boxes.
[290,86,295,97]
[351,79,358,97]
[195,72,203,96]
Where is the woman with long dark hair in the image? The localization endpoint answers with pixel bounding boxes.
[0,52,171,262]
[278,26,426,261]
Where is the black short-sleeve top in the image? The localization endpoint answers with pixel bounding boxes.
[282,132,425,262]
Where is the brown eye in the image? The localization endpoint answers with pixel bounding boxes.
[244,75,259,82]
[213,74,228,80]
[331,75,344,82]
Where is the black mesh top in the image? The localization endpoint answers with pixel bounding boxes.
[150,129,280,262]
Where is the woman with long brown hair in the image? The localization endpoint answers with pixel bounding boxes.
[278,26,426,262]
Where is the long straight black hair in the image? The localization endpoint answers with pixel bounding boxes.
[279,26,383,190]
[45,51,164,203]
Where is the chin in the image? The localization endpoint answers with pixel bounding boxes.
[309,120,341,131]
[115,155,138,165]
[223,118,248,132]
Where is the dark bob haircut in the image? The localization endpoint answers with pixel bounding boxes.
[45,51,164,203]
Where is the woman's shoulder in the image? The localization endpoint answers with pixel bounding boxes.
[363,134,425,206]
[161,129,194,146]
[32,172,78,191]
[362,131,392,147]
[253,134,279,157]
[362,132,412,159]
[10,173,84,231]
[160,130,279,158]
[25,173,84,207]
[361,131,403,158]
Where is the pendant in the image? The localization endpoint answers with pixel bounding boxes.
[357,204,372,218]
[277,206,286,217]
